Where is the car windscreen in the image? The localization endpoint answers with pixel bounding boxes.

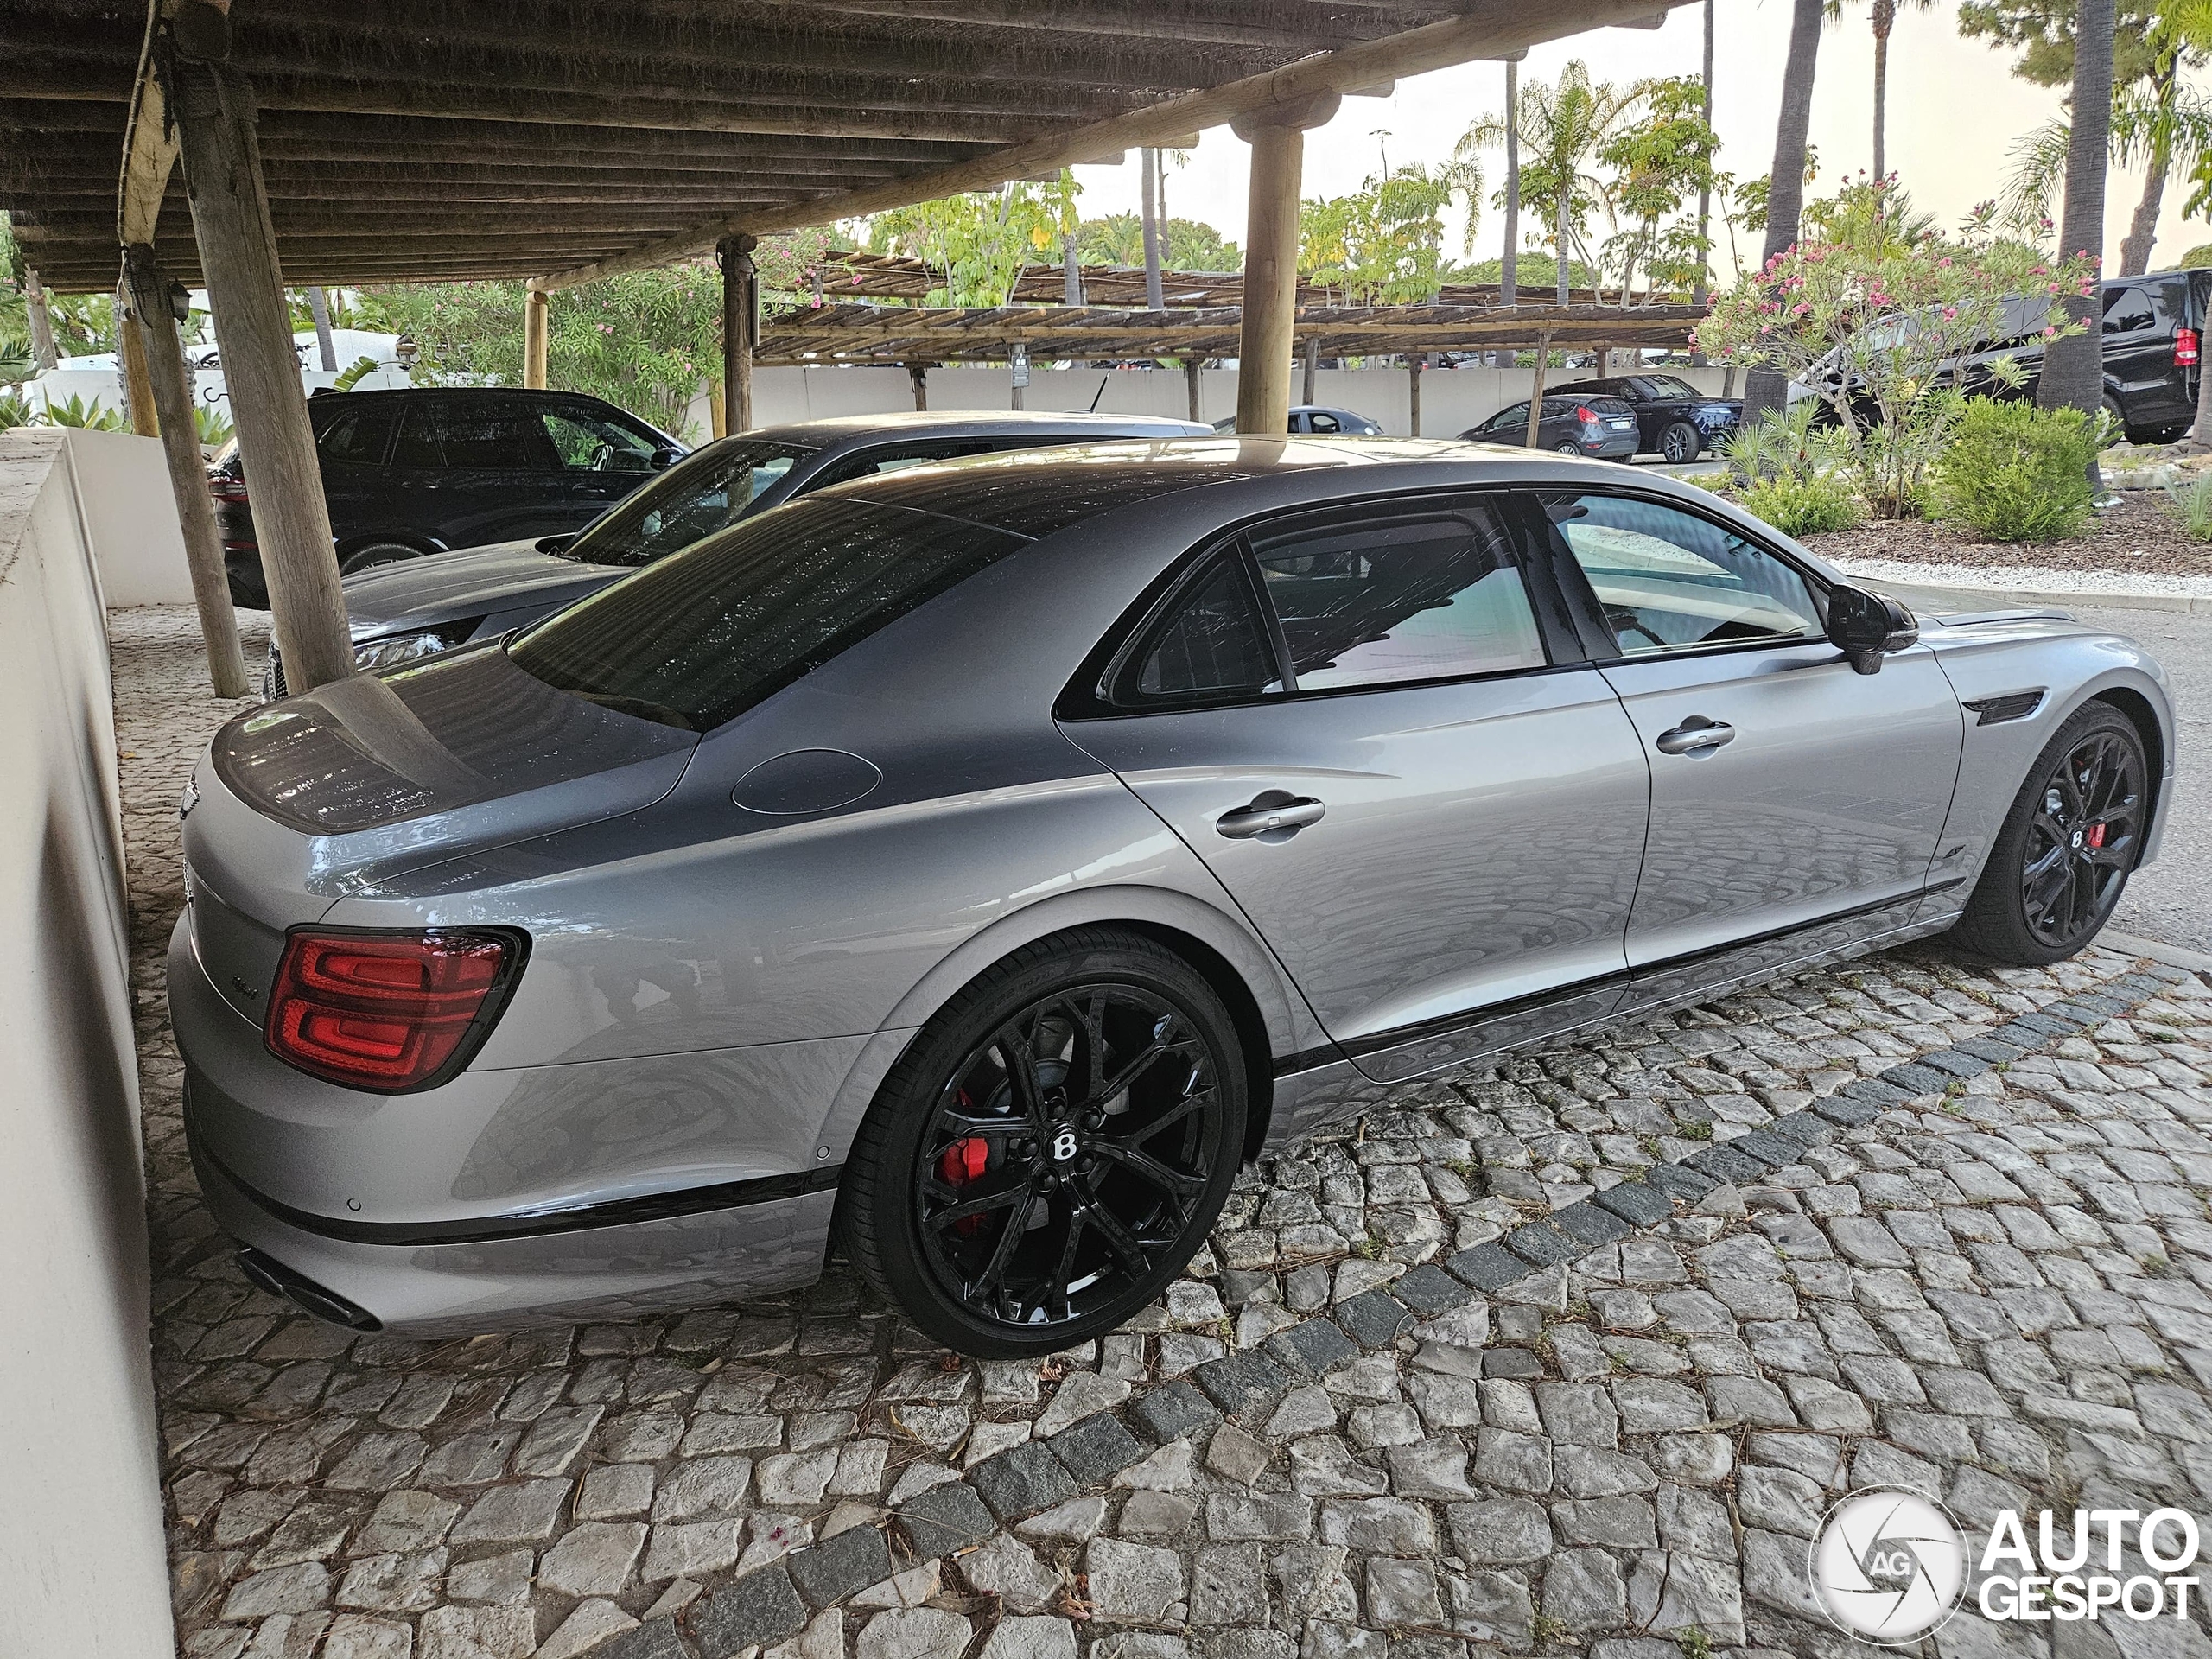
[509,496,1030,731]
[1634,374,1704,399]
[560,438,817,569]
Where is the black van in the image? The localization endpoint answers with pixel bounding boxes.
[211,388,684,607]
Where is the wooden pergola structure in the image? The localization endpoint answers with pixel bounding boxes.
[2,0,1694,697]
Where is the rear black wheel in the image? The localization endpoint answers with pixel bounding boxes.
[340,542,423,575]
[837,928,1244,1356]
[1659,420,1701,463]
[1554,441,1583,455]
[1953,702,2146,964]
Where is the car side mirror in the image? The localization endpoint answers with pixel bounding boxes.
[649,445,684,471]
[1826,583,1918,675]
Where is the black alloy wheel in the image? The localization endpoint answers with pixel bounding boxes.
[1554,441,1584,455]
[1955,702,2146,964]
[1659,420,1701,463]
[837,928,1245,1356]
[340,542,423,575]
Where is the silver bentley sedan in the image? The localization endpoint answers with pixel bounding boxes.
[172,437,2176,1355]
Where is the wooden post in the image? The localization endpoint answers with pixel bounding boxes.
[1233,93,1337,435]
[124,245,248,698]
[117,276,160,438]
[25,266,58,371]
[1408,354,1424,438]
[719,232,757,435]
[1141,147,1166,311]
[171,58,353,693]
[1010,342,1027,410]
[306,285,339,371]
[908,363,929,410]
[1594,342,1612,378]
[1523,334,1551,448]
[708,386,728,439]
[1063,233,1083,307]
[1185,358,1202,423]
[523,289,550,389]
[1302,335,1319,406]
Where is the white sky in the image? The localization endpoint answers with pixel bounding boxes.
[1066,0,2211,282]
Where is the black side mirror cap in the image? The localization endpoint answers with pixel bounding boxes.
[1827,583,1919,675]
[650,445,685,471]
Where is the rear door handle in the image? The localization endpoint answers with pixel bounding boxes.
[1655,718,1735,755]
[1216,794,1325,839]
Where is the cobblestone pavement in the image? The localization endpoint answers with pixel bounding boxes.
[115,608,2212,1659]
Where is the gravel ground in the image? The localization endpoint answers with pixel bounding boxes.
[115,608,2212,1659]
[1802,490,2212,581]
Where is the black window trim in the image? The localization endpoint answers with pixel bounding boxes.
[1533,482,1843,668]
[1053,483,1587,721]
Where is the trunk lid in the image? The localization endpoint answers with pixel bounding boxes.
[342,540,620,638]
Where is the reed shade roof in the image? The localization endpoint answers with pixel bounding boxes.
[2,0,1683,293]
[756,299,1706,366]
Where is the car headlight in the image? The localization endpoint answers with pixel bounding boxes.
[353,623,478,673]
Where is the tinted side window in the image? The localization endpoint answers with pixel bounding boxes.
[2145,276,2190,326]
[803,441,994,492]
[1123,557,1281,705]
[442,400,558,470]
[543,405,660,473]
[387,402,446,469]
[1252,505,1545,692]
[1488,403,1528,430]
[317,404,398,465]
[1545,493,1821,655]
[1307,411,1344,433]
[2104,285,2158,335]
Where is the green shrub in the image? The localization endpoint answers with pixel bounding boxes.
[1738,469,1866,536]
[1930,397,2095,542]
[2163,473,2212,542]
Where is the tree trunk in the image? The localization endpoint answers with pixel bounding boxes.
[1523,334,1551,446]
[25,266,58,371]
[173,59,353,694]
[1141,147,1166,311]
[1746,0,1826,429]
[1555,200,1571,307]
[720,232,756,435]
[1062,232,1083,306]
[1872,0,1894,185]
[124,245,249,699]
[1694,0,1713,314]
[306,285,338,371]
[2040,0,2116,455]
[1185,358,1202,423]
[2119,125,2170,277]
[1503,59,1520,308]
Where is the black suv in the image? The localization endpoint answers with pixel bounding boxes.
[211,388,684,606]
[1545,372,1742,461]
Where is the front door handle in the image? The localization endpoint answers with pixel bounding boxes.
[1217,794,1325,840]
[1655,717,1735,755]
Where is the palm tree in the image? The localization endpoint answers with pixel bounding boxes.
[1866,0,1940,184]
[1694,0,1714,309]
[1503,60,1521,306]
[1455,61,1645,306]
[2041,0,2119,428]
[1746,0,1827,427]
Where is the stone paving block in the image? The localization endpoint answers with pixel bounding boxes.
[1878,1061,1949,1096]
[1813,1091,1884,1128]
[1592,1180,1673,1227]
[894,1481,995,1558]
[1553,1200,1633,1248]
[1333,1290,1414,1348]
[1195,1351,1294,1414]
[1954,1036,2026,1064]
[786,1524,893,1610]
[1719,1128,1796,1170]
[1918,1048,1988,1079]
[1131,1379,1219,1444]
[689,1565,806,1654]
[1646,1163,1719,1202]
[599,1619,692,1659]
[1389,1263,1471,1316]
[1684,1145,1764,1185]
[1050,1413,1143,1485]
[1763,1112,1831,1151]
[1445,1241,1535,1292]
[1503,1221,1585,1266]
[1264,1318,1360,1379]
[969,1441,1077,1522]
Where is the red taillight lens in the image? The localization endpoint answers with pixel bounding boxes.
[209,476,249,505]
[2177,327,2200,366]
[1574,404,1598,424]
[264,929,518,1091]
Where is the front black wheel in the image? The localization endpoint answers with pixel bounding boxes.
[1659,420,1701,462]
[837,928,1246,1356]
[340,542,423,576]
[1954,702,2147,964]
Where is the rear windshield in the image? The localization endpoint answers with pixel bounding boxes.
[510,496,1029,730]
[563,437,817,569]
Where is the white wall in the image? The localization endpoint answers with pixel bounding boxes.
[689,362,1733,442]
[63,428,200,607]
[0,428,175,1659]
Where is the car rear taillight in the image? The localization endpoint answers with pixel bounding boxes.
[209,476,249,505]
[2177,327,2200,367]
[1574,404,1598,425]
[264,928,523,1091]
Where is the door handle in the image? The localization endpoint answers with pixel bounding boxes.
[1216,794,1325,839]
[1655,717,1735,755]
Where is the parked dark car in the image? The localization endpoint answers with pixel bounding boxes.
[1805,269,2212,442]
[1458,394,1641,458]
[211,388,685,606]
[1211,405,1384,435]
[1548,372,1740,461]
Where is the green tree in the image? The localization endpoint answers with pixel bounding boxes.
[1595,76,1720,300]
[866,175,1082,306]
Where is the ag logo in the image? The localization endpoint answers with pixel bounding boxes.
[1051,1130,1079,1162]
[1809,1488,1967,1644]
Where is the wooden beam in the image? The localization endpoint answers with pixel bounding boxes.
[534,0,1687,290]
[123,244,249,699]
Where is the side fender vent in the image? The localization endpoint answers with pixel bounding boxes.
[1963,690,2045,727]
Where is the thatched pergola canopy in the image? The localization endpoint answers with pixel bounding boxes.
[2,0,1684,294]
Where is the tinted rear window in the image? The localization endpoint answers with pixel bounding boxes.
[509,497,1029,730]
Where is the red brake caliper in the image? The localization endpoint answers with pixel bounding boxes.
[938,1119,992,1236]
[2087,823,2107,849]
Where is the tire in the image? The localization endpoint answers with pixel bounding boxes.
[340,542,423,576]
[2101,396,2134,446]
[1554,441,1583,455]
[836,926,1247,1357]
[1951,702,2148,966]
[1658,420,1701,463]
